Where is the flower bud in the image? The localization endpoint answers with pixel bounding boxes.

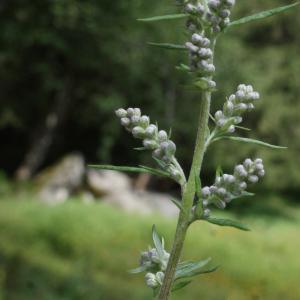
[258,170,265,177]
[143,139,158,150]
[158,130,168,142]
[239,181,247,190]
[215,199,226,209]
[227,125,235,133]
[219,9,231,18]
[132,126,145,138]
[120,117,131,127]
[131,115,140,126]
[191,33,203,45]
[153,148,163,158]
[202,187,211,198]
[127,107,135,117]
[155,272,165,285]
[248,175,259,183]
[215,110,223,120]
[203,208,210,217]
[185,42,199,53]
[145,124,157,138]
[235,165,248,178]
[115,108,127,118]
[139,115,150,128]
[145,273,158,288]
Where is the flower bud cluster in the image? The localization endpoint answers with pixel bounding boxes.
[186,34,216,87]
[116,107,184,183]
[140,247,169,289]
[206,0,235,33]
[201,158,265,216]
[214,84,260,133]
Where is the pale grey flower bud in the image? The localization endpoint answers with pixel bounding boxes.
[227,125,235,133]
[209,186,218,193]
[131,115,140,126]
[243,158,253,169]
[153,148,163,158]
[196,4,205,15]
[217,187,227,196]
[258,170,265,177]
[208,0,221,11]
[155,272,165,285]
[203,208,210,217]
[139,115,150,128]
[246,85,253,93]
[163,140,176,157]
[201,38,211,48]
[235,165,248,178]
[145,273,158,288]
[239,181,247,190]
[185,42,199,53]
[248,175,259,183]
[208,80,217,89]
[215,110,223,120]
[202,187,211,198]
[233,116,242,124]
[115,108,127,118]
[121,117,131,127]
[223,174,235,184]
[191,33,203,45]
[238,84,247,91]
[236,90,246,99]
[143,139,158,150]
[223,0,235,7]
[127,107,135,117]
[219,9,231,18]
[132,108,141,117]
[145,124,157,138]
[158,130,168,142]
[132,126,145,138]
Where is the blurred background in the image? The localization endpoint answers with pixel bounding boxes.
[0,0,300,299]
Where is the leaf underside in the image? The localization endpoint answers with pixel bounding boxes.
[229,2,299,28]
[205,217,250,231]
[152,225,165,260]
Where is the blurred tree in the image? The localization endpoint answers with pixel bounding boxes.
[0,0,299,193]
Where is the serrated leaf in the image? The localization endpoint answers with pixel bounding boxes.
[138,13,188,22]
[205,217,250,231]
[148,42,187,50]
[152,225,165,261]
[229,2,299,28]
[128,265,147,274]
[88,164,170,177]
[170,198,182,210]
[220,136,287,149]
[171,280,193,292]
[175,257,212,279]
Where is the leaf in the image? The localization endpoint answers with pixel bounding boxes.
[134,147,147,151]
[230,191,255,200]
[138,13,188,22]
[171,280,193,292]
[175,63,190,72]
[148,42,187,50]
[205,217,250,231]
[215,165,223,178]
[170,198,182,210]
[128,265,147,274]
[175,257,213,279]
[219,136,287,149]
[88,164,170,177]
[152,225,165,260]
[235,125,251,131]
[229,2,299,28]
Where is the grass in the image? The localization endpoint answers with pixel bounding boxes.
[0,198,299,300]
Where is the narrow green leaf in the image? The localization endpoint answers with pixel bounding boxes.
[235,125,251,131]
[230,191,255,200]
[175,257,212,279]
[229,2,299,28]
[170,198,182,210]
[88,164,170,177]
[148,42,187,50]
[138,13,188,22]
[152,225,165,260]
[139,165,170,177]
[215,165,223,178]
[134,147,147,151]
[128,265,147,274]
[175,63,190,72]
[171,280,193,292]
[220,136,287,149]
[205,217,250,231]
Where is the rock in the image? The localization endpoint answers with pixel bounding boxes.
[87,169,132,196]
[37,153,85,204]
[103,190,179,218]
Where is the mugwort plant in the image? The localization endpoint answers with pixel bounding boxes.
[91,1,297,299]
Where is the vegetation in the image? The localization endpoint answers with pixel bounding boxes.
[0,199,299,300]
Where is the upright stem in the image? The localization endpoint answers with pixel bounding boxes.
[158,90,212,300]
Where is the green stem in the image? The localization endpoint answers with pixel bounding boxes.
[157,90,212,300]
